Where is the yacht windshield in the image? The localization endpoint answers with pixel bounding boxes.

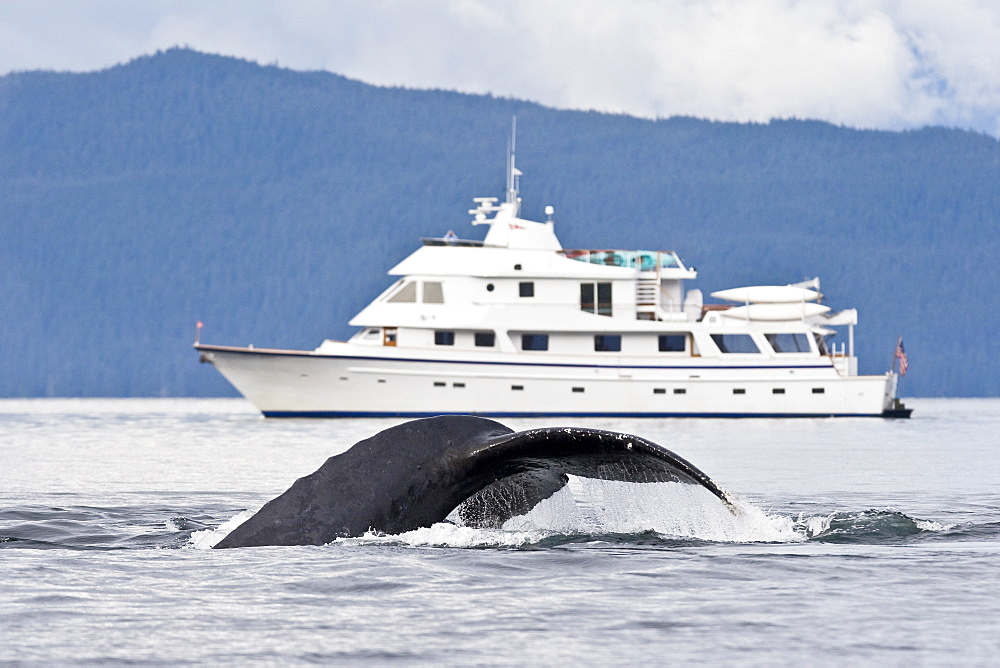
[561,249,680,270]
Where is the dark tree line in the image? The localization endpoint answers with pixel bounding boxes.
[1,48,997,396]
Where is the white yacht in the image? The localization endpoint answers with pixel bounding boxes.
[196,136,911,419]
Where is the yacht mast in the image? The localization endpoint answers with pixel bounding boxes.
[505,117,521,212]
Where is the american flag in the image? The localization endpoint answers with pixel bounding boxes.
[895,339,908,376]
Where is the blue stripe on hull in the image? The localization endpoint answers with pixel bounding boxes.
[262,410,896,419]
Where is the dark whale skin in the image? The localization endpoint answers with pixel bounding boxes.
[214,415,729,548]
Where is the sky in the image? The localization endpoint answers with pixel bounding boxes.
[1,0,998,137]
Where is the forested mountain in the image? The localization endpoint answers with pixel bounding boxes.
[1,48,997,397]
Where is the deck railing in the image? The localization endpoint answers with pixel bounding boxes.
[828,342,857,376]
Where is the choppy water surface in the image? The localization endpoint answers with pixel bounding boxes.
[2,399,999,664]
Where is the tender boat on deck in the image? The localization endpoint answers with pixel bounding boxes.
[195,137,911,418]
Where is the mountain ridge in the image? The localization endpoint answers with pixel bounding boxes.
[2,48,997,397]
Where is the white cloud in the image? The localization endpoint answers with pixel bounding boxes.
[0,0,997,136]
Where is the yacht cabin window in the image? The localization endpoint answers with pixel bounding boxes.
[711,334,760,354]
[580,282,612,316]
[434,331,455,346]
[474,332,495,347]
[519,282,534,297]
[658,334,686,352]
[387,281,417,303]
[521,334,548,351]
[766,333,811,353]
[813,333,830,355]
[423,282,444,303]
[594,335,621,352]
[386,281,444,304]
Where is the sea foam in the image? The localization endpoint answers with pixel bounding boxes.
[188,508,257,550]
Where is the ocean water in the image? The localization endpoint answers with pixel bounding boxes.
[2,398,999,665]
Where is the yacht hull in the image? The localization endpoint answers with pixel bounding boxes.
[196,344,906,418]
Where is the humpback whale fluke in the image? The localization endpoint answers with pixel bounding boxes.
[214,416,731,549]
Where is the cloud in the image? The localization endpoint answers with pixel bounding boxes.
[0,0,997,136]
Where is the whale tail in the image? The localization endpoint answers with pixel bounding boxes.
[214,416,731,548]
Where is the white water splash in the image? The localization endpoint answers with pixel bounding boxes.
[187,509,257,550]
[334,524,548,548]
[800,513,833,538]
[915,519,950,532]
[490,476,801,543]
[191,478,803,550]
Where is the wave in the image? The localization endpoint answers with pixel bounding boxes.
[3,494,997,551]
[198,478,1000,549]
[324,512,1000,550]
[797,509,1000,545]
[0,503,242,551]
